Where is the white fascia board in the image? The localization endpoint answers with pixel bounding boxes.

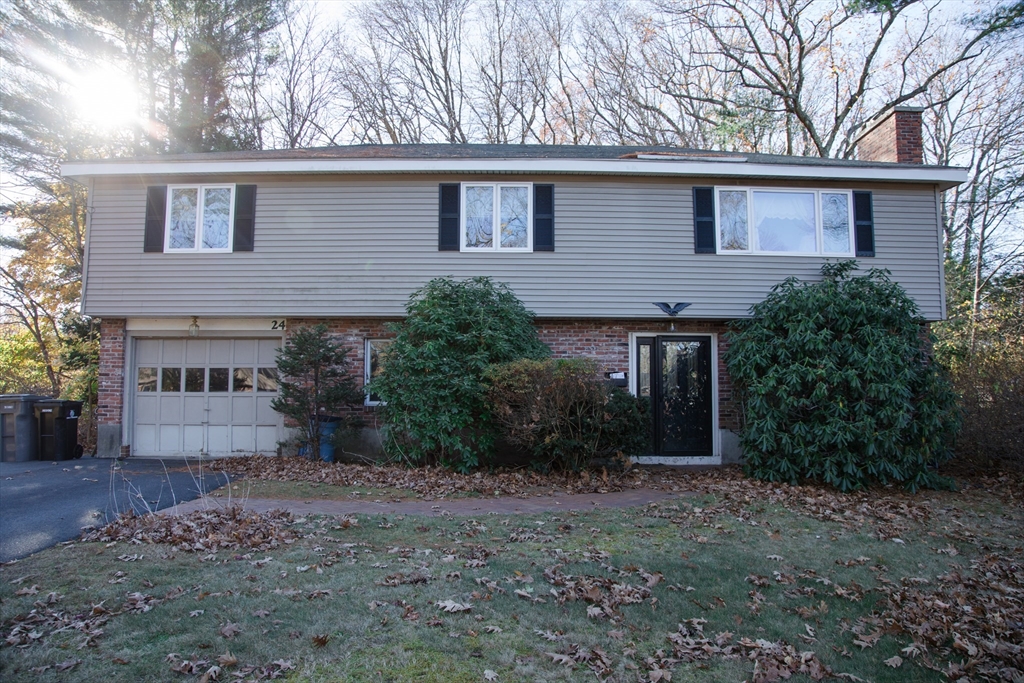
[61,157,968,189]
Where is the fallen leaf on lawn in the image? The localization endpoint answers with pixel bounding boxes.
[190,610,205,617]
[199,665,221,683]
[766,554,784,561]
[546,652,575,668]
[608,630,624,640]
[312,634,330,648]
[217,652,238,667]
[56,658,82,671]
[884,655,903,668]
[436,599,471,613]
[535,629,564,641]
[484,626,502,633]
[252,609,270,618]
[649,667,672,682]
[112,657,129,665]
[586,605,605,619]
[483,669,498,681]
[219,622,241,639]
[15,584,40,596]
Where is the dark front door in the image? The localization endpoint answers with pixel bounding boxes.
[636,336,714,457]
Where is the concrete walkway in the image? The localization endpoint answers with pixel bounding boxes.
[167,488,683,517]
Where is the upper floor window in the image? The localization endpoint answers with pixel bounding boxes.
[462,183,533,252]
[166,185,235,252]
[715,188,854,256]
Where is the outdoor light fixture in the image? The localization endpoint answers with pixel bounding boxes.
[188,316,200,337]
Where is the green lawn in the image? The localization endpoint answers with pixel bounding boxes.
[1,471,1020,682]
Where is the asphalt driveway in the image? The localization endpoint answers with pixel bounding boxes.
[0,458,230,562]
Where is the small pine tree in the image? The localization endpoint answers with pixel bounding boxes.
[271,324,363,459]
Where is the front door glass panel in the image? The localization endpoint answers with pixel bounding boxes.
[637,335,713,457]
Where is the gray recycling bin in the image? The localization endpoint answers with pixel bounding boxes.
[0,394,49,462]
[33,399,84,461]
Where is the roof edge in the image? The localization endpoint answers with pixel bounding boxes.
[61,156,967,190]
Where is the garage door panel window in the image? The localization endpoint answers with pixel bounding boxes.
[209,368,230,392]
[233,368,254,392]
[257,367,279,392]
[161,367,181,392]
[138,367,157,392]
[185,368,205,392]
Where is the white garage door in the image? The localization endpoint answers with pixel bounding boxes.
[133,338,281,456]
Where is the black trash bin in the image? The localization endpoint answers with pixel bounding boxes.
[0,394,49,462]
[33,400,84,461]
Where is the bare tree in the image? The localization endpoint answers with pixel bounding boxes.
[263,5,348,148]
[469,0,547,143]
[338,39,425,144]
[356,0,472,143]
[920,43,1024,350]
[657,0,1008,158]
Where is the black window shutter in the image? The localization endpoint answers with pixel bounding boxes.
[233,185,257,252]
[693,187,716,254]
[853,191,874,257]
[533,184,554,251]
[144,186,167,253]
[438,184,460,251]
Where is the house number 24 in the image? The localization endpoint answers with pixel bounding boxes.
[271,320,286,330]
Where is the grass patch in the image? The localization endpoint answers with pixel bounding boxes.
[208,479,423,503]
[1,474,1021,682]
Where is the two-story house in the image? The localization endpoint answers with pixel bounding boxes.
[62,107,965,464]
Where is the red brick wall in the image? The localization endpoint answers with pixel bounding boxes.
[284,318,401,417]
[536,318,741,431]
[893,110,924,164]
[283,317,742,429]
[856,107,924,165]
[97,318,126,425]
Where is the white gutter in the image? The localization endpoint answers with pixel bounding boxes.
[61,157,968,190]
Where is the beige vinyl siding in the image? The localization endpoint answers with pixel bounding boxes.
[83,174,945,321]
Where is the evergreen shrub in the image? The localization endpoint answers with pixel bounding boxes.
[724,261,960,491]
[371,276,549,472]
[486,358,650,471]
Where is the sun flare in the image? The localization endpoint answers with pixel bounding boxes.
[71,64,139,130]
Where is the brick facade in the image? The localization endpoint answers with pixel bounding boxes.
[283,318,401,417]
[97,318,129,457]
[97,318,126,425]
[536,318,741,431]
[855,106,924,165]
[99,316,741,457]
[280,317,742,431]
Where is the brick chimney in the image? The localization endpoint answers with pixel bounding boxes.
[854,106,924,164]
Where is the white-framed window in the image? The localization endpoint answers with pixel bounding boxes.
[461,183,532,252]
[715,188,854,256]
[364,338,393,406]
[165,184,235,252]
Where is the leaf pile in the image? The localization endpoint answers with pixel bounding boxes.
[543,562,658,622]
[877,553,1024,682]
[81,506,298,552]
[210,455,656,497]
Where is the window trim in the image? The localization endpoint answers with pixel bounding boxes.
[164,184,236,253]
[460,182,533,252]
[714,187,855,257]
[364,338,392,406]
